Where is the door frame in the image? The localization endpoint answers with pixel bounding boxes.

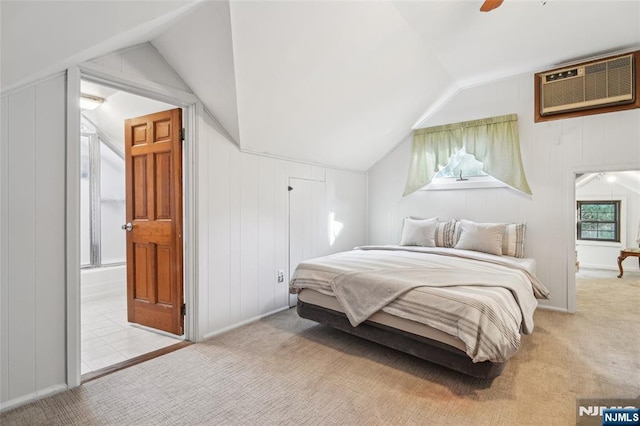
[66,64,200,388]
[567,164,640,314]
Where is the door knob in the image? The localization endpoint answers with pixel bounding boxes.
[121,222,133,232]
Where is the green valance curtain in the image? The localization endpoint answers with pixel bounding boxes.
[403,113,532,196]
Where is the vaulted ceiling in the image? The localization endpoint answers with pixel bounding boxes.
[577,171,640,195]
[2,1,640,171]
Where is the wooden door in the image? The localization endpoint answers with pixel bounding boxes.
[124,108,184,335]
[288,178,329,307]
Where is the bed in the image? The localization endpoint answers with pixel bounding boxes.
[289,219,549,379]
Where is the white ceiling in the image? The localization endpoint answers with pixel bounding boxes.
[577,171,640,195]
[0,1,201,91]
[3,1,640,171]
[81,81,177,152]
[152,1,240,144]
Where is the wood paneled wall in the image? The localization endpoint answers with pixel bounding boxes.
[368,73,640,312]
[87,42,368,339]
[197,112,367,338]
[0,74,67,407]
[0,43,368,409]
[88,41,368,340]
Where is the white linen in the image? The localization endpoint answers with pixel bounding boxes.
[399,217,437,247]
[454,219,505,256]
[360,245,549,299]
[290,246,548,363]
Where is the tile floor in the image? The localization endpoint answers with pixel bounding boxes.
[81,293,183,375]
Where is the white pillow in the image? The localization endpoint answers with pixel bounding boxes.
[400,217,438,247]
[454,219,505,256]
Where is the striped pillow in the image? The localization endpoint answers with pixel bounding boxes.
[435,219,458,248]
[502,222,526,258]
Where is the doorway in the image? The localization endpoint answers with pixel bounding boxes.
[79,79,184,376]
[573,169,640,310]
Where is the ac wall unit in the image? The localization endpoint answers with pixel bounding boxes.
[535,52,640,121]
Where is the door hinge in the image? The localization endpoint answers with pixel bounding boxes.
[180,128,185,141]
[181,303,186,316]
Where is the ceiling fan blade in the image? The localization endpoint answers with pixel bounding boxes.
[480,0,504,12]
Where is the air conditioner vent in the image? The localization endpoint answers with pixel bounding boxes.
[539,53,635,116]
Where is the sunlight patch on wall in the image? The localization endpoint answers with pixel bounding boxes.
[329,212,344,246]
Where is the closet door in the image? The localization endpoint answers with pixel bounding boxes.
[289,178,329,307]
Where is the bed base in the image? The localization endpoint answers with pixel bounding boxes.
[297,299,506,379]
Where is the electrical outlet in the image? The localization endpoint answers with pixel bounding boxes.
[277,270,285,283]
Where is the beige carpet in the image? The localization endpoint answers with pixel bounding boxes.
[2,269,639,425]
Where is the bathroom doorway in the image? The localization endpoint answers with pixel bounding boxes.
[79,79,184,377]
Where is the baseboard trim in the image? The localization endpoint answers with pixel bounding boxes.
[537,304,569,313]
[202,306,291,341]
[578,264,619,271]
[0,384,68,413]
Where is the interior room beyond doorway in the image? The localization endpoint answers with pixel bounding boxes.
[79,79,184,376]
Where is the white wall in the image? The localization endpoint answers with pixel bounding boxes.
[197,112,367,338]
[81,266,126,301]
[89,42,367,339]
[0,42,367,409]
[368,73,640,311]
[89,43,191,93]
[0,74,67,407]
[576,178,640,270]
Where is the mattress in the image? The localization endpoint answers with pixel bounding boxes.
[298,288,467,352]
[291,245,549,363]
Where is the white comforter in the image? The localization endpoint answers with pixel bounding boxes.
[290,245,549,363]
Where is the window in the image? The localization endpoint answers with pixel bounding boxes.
[403,114,532,196]
[424,147,506,191]
[432,147,487,180]
[577,200,620,242]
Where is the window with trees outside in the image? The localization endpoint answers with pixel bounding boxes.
[577,200,621,242]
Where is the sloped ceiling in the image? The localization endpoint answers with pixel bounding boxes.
[615,171,640,195]
[0,0,201,90]
[226,1,455,170]
[2,1,640,171]
[81,81,176,153]
[392,1,640,88]
[152,1,240,144]
[577,171,640,195]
